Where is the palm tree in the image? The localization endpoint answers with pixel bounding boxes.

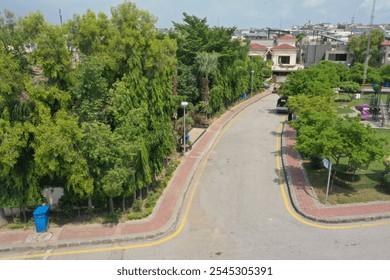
[369,48,384,68]
[195,52,219,105]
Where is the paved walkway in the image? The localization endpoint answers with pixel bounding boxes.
[1,91,390,254]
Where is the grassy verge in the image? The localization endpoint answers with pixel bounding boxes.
[305,126,390,205]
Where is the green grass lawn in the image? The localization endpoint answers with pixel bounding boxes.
[305,95,390,204]
[335,93,389,115]
[305,159,390,205]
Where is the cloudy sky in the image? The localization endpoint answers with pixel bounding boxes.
[1,0,389,29]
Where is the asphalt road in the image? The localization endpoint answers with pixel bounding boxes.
[4,94,390,260]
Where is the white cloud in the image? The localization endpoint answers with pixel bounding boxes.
[303,0,326,7]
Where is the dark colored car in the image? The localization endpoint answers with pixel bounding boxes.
[276,95,289,113]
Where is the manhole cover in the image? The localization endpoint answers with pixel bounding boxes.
[37,232,53,242]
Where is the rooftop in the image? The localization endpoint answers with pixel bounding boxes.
[277,35,296,41]
[381,41,390,46]
[272,43,297,50]
[249,43,268,50]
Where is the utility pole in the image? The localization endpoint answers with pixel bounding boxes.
[361,0,376,95]
[59,9,63,26]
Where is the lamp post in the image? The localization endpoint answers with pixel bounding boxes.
[250,70,254,98]
[180,101,188,155]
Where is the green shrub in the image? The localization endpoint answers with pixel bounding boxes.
[384,155,390,173]
[8,222,25,230]
[145,191,157,209]
[384,172,390,188]
[127,212,144,220]
[132,198,143,212]
[103,213,119,224]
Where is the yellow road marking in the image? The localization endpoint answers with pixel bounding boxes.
[275,119,390,230]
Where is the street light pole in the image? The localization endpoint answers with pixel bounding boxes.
[251,70,254,98]
[180,101,188,155]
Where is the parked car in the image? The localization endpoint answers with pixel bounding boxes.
[276,95,289,113]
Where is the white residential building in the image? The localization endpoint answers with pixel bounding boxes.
[249,35,304,73]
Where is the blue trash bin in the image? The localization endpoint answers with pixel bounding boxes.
[33,205,50,232]
[241,93,247,99]
[185,134,190,142]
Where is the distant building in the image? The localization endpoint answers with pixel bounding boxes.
[276,35,296,46]
[381,41,390,65]
[246,22,390,72]
[249,43,269,59]
[271,43,304,72]
[325,46,351,65]
[249,35,304,75]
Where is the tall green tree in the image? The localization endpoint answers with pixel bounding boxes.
[173,13,210,66]
[64,10,111,56]
[32,108,93,198]
[291,100,387,190]
[81,121,136,214]
[173,13,256,114]
[280,62,338,97]
[196,52,219,104]
[348,29,385,66]
[72,56,108,123]
[349,62,382,84]
[32,24,71,89]
[379,64,390,83]
[17,11,46,43]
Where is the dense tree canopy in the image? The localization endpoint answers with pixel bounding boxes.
[0,2,179,217]
[172,13,269,113]
[0,2,270,221]
[285,61,388,191]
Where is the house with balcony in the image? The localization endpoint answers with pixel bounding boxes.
[249,35,304,74]
[271,43,304,72]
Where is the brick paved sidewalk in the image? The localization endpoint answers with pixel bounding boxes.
[282,122,390,223]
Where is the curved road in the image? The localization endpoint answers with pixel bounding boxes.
[5,94,390,259]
